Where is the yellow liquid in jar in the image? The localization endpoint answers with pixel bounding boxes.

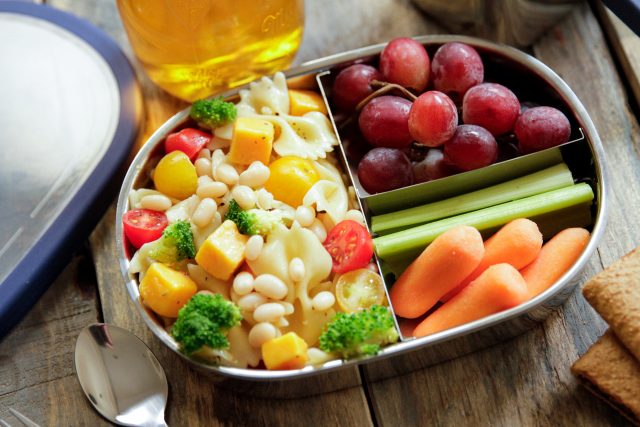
[117,0,304,101]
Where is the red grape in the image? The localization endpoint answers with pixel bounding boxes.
[444,124,498,171]
[408,91,458,147]
[462,83,520,136]
[357,148,413,194]
[413,149,453,183]
[431,42,484,100]
[358,96,413,148]
[515,106,571,154]
[332,64,383,111]
[380,37,430,92]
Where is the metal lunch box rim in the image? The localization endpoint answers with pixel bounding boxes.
[115,34,608,381]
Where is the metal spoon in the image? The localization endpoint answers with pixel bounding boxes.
[74,324,169,427]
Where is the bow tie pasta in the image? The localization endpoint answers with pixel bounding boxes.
[246,222,334,345]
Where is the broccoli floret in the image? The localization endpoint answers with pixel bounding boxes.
[171,293,242,355]
[319,305,399,359]
[225,199,289,235]
[190,97,237,129]
[149,220,196,264]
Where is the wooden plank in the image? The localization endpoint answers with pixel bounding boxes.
[533,3,640,267]
[364,2,640,426]
[597,4,640,107]
[0,252,104,425]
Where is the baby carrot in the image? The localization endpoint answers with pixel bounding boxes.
[389,225,484,318]
[521,227,590,299]
[440,218,543,302]
[413,263,528,337]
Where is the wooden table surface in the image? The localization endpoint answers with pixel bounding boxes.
[2,1,640,425]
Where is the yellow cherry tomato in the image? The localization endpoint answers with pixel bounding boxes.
[335,268,385,313]
[153,151,198,200]
[264,156,320,207]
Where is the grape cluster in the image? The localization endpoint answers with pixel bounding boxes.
[331,38,572,194]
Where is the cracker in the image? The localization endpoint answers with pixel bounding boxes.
[582,247,640,361]
[571,331,640,425]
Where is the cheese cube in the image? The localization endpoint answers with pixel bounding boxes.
[139,262,198,318]
[228,117,275,165]
[261,332,309,370]
[195,220,248,281]
[288,89,328,116]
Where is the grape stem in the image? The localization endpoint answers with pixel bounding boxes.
[337,80,418,130]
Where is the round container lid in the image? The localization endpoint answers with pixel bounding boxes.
[0,2,141,338]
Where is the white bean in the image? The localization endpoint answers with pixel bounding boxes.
[197,148,211,159]
[295,206,315,227]
[232,272,254,296]
[245,235,264,261]
[276,301,295,315]
[288,258,305,282]
[232,185,256,210]
[345,209,366,226]
[308,218,327,243]
[197,181,228,199]
[253,303,286,323]
[139,194,172,211]
[195,157,212,177]
[192,198,217,228]
[253,274,288,300]
[237,292,267,311]
[248,322,277,348]
[239,162,270,188]
[197,175,213,186]
[312,291,335,311]
[215,163,239,186]
[211,148,226,163]
[275,317,289,328]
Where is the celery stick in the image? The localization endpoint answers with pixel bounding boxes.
[374,183,594,265]
[372,163,573,235]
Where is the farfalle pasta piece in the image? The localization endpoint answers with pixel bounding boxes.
[272,112,338,160]
[186,264,230,300]
[237,72,289,115]
[233,73,337,160]
[247,222,333,344]
[303,160,349,225]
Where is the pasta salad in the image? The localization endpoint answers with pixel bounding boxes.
[122,73,398,370]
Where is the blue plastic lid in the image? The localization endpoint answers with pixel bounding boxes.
[0,2,141,338]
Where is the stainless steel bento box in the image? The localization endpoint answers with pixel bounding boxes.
[115,35,607,395]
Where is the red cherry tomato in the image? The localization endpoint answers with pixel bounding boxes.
[164,128,211,161]
[122,209,168,248]
[323,220,374,274]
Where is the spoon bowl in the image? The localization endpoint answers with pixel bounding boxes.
[75,323,169,427]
